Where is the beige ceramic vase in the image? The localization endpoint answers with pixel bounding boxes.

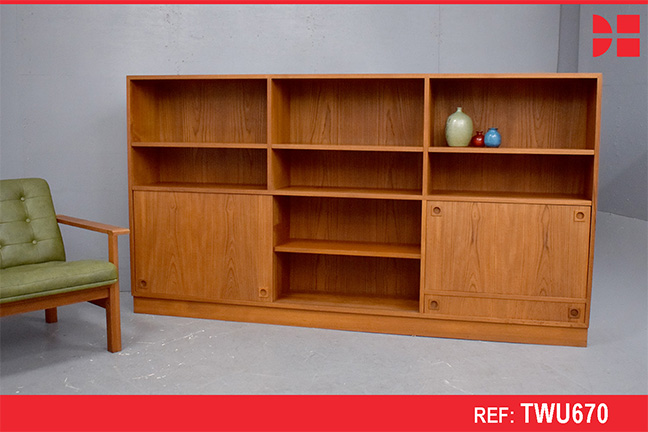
[445,107,473,147]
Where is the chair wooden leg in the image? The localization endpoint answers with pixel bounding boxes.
[45,308,58,323]
[105,283,122,353]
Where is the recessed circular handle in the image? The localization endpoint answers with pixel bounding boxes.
[259,288,268,298]
[575,212,585,220]
[429,299,439,310]
[569,308,580,318]
[139,279,148,288]
[433,207,441,215]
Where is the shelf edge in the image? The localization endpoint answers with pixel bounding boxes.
[274,239,421,259]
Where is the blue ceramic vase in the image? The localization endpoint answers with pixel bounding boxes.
[484,128,501,148]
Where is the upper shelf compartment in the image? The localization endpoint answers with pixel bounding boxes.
[430,77,600,150]
[128,77,267,145]
[270,77,425,148]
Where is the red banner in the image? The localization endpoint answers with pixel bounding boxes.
[1,395,647,432]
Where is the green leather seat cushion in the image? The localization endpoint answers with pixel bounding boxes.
[0,260,117,304]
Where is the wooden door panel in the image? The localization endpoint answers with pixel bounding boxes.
[133,191,272,302]
[425,201,590,299]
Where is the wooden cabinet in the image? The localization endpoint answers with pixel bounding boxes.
[132,191,272,303]
[425,201,590,325]
[128,74,600,346]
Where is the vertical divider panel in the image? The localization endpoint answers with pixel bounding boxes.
[268,78,280,302]
[584,75,603,327]
[273,197,290,301]
[420,77,432,313]
[269,79,291,191]
[266,77,273,191]
[259,195,275,302]
[419,201,428,314]
[265,77,277,301]
[269,78,290,303]
[127,77,137,296]
[423,77,432,193]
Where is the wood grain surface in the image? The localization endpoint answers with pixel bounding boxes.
[127,74,600,345]
[425,201,591,299]
[430,78,597,149]
[272,78,424,146]
[129,79,267,144]
[133,191,272,302]
[272,149,422,194]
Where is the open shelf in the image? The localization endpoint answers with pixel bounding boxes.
[429,77,599,150]
[129,78,267,144]
[271,78,425,147]
[130,147,267,189]
[272,149,423,198]
[275,253,420,313]
[427,153,594,201]
[274,239,421,259]
[275,292,420,314]
[274,196,422,248]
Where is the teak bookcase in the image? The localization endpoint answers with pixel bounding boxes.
[127,74,601,346]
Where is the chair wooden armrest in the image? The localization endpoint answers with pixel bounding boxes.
[56,215,130,236]
[57,215,129,266]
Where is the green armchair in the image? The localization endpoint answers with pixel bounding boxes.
[0,178,129,352]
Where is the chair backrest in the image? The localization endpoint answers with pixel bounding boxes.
[0,178,66,269]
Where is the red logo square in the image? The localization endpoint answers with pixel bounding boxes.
[617,38,641,57]
[617,15,640,34]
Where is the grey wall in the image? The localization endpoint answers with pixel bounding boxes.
[579,4,648,222]
[1,5,643,292]
[558,5,581,72]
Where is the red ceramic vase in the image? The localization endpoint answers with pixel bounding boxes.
[471,131,485,147]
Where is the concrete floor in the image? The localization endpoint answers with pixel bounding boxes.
[1,212,646,395]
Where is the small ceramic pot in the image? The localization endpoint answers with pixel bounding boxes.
[470,131,485,147]
[484,128,501,148]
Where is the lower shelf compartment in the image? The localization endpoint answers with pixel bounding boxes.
[276,253,421,312]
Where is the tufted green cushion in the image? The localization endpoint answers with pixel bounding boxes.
[0,260,118,304]
[0,178,119,304]
[0,178,66,268]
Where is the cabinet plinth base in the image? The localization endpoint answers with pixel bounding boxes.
[133,297,588,347]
